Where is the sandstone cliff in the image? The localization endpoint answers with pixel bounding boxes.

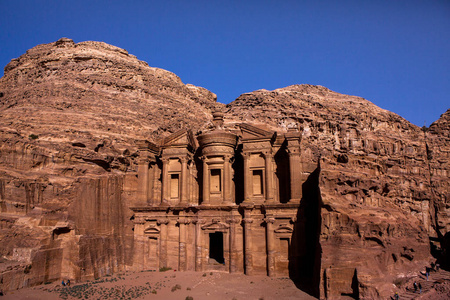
[0,39,448,299]
[225,85,449,297]
[0,38,218,288]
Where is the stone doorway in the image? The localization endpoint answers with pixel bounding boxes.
[209,232,224,264]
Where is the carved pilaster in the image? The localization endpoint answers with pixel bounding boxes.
[132,214,146,271]
[227,216,241,273]
[193,218,206,271]
[202,156,210,205]
[177,217,190,271]
[263,150,274,203]
[157,218,169,268]
[180,156,189,205]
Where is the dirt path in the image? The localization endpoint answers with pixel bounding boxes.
[2,270,317,300]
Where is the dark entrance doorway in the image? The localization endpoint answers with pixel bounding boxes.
[209,232,224,264]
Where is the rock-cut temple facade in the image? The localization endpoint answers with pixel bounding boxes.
[131,111,318,279]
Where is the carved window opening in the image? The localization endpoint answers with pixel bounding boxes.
[252,169,264,196]
[209,232,224,264]
[210,169,222,193]
[170,173,180,199]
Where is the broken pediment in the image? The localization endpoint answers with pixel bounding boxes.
[136,140,160,154]
[239,123,276,141]
[274,225,293,234]
[161,129,197,150]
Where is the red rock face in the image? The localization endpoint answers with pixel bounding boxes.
[0,38,218,288]
[225,85,449,298]
[0,39,448,299]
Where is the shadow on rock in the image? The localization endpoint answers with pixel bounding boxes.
[289,163,322,298]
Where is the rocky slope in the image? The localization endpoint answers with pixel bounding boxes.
[0,39,449,299]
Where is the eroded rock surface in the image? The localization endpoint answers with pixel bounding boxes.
[0,39,448,299]
[225,84,449,298]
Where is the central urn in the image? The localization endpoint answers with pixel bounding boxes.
[196,111,238,205]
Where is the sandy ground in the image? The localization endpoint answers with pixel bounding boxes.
[1,270,317,300]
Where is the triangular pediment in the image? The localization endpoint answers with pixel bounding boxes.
[239,123,275,141]
[274,225,293,234]
[201,221,230,231]
[161,129,196,149]
[144,226,160,234]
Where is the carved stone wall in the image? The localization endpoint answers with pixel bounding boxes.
[131,120,303,281]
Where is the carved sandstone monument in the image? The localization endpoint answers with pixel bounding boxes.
[0,38,449,299]
[132,111,304,279]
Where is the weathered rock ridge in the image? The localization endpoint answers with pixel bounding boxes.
[0,39,448,299]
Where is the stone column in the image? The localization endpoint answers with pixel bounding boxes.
[161,158,169,205]
[137,158,149,203]
[194,218,205,271]
[287,148,302,203]
[243,209,254,275]
[227,216,241,273]
[158,218,169,268]
[264,216,276,277]
[242,152,251,202]
[152,163,159,205]
[202,156,210,205]
[223,154,233,205]
[180,157,188,205]
[177,217,189,271]
[263,151,274,203]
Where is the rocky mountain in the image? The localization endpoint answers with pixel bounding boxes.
[0,38,219,290]
[0,39,448,299]
[226,85,450,297]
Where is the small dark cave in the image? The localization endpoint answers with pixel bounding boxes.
[433,231,450,271]
[289,163,322,298]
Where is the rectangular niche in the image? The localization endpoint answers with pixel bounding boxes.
[252,169,264,195]
[280,238,290,258]
[170,173,179,199]
[147,237,159,270]
[210,169,222,193]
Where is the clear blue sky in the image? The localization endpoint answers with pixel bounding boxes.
[1,0,449,126]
